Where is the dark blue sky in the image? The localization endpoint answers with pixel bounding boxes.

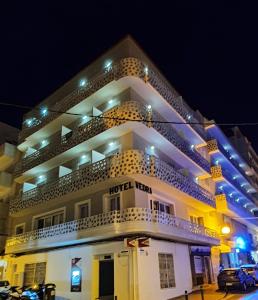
[0,1,257,149]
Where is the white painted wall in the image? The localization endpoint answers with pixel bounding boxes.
[137,239,192,300]
[5,239,193,300]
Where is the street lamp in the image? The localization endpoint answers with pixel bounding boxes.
[221,225,231,235]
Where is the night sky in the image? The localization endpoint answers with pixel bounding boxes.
[0,1,257,149]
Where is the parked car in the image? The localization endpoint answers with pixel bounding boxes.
[241,264,258,282]
[218,268,256,291]
[0,281,10,294]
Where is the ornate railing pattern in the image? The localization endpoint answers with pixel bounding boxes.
[6,208,218,248]
[10,150,215,214]
[207,139,250,181]
[211,165,255,203]
[19,58,207,142]
[15,102,210,177]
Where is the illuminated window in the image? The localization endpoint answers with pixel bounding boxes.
[158,253,176,288]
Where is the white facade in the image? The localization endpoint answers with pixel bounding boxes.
[6,240,193,300]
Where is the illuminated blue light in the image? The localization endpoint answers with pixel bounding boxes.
[147,104,152,110]
[236,237,246,250]
[25,119,33,126]
[41,107,48,117]
[233,175,238,180]
[236,248,240,253]
[81,154,87,159]
[108,99,114,104]
[187,114,192,120]
[239,163,244,168]
[190,144,195,150]
[215,159,219,165]
[82,115,88,120]
[229,192,233,198]
[41,140,47,147]
[219,185,224,190]
[104,60,112,71]
[109,141,115,147]
[150,145,155,150]
[235,198,240,202]
[79,78,87,87]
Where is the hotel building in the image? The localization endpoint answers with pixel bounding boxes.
[3,37,258,300]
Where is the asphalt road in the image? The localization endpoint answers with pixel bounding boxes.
[215,287,258,300]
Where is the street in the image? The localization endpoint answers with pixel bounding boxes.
[223,288,258,300]
[175,286,258,300]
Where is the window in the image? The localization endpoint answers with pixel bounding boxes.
[15,223,25,235]
[190,216,204,226]
[75,200,91,219]
[33,210,64,230]
[150,200,175,215]
[110,194,120,211]
[24,262,46,286]
[158,253,176,289]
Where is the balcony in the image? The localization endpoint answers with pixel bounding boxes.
[19,58,207,143]
[15,102,210,178]
[215,194,258,227]
[207,139,251,182]
[10,150,215,215]
[211,165,256,203]
[5,207,219,254]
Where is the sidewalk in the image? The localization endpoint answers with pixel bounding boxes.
[171,284,233,300]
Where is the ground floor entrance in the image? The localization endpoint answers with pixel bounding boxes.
[2,239,216,300]
[99,259,114,300]
[190,246,214,286]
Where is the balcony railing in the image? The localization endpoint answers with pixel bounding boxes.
[211,165,256,204]
[19,57,207,142]
[10,150,215,214]
[15,102,210,177]
[207,139,250,181]
[6,207,219,253]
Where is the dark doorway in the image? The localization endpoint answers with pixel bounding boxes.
[99,260,114,300]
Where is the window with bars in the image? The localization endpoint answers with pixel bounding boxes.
[158,253,176,289]
[24,262,46,286]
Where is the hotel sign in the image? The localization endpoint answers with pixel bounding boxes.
[109,181,152,195]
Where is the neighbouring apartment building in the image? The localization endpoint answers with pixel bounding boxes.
[2,36,258,300]
[0,122,19,279]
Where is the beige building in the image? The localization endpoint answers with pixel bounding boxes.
[2,36,258,300]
